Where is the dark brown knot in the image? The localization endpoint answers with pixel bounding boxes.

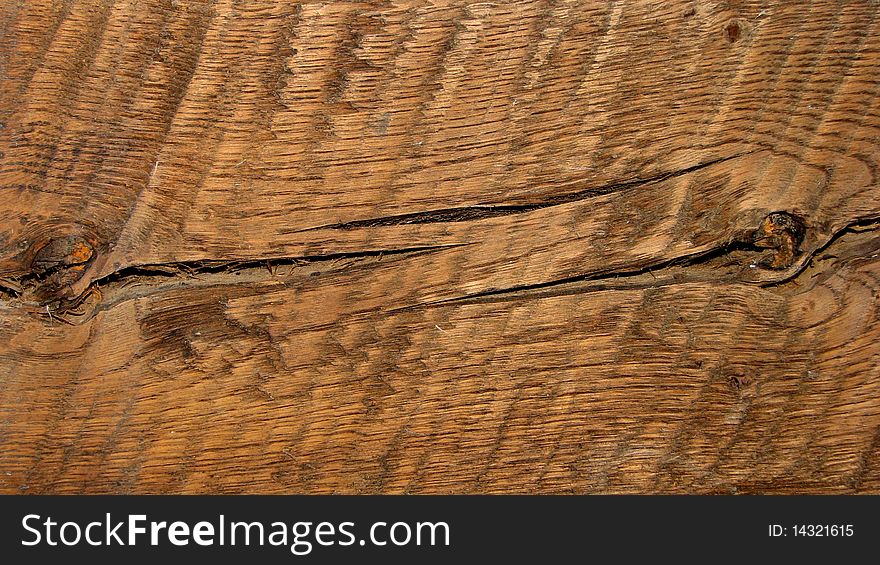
[28,234,95,302]
[751,212,806,270]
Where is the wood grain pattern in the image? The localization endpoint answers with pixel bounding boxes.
[1,0,878,493]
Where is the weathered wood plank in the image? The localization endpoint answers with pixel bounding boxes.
[1,0,879,493]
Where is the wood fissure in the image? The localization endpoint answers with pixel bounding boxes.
[298,153,752,231]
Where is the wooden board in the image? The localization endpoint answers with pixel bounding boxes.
[1,0,879,493]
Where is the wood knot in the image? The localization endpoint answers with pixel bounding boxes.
[31,235,93,272]
[28,234,95,302]
[724,21,741,43]
[752,212,806,270]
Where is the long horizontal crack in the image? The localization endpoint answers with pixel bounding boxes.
[0,243,472,323]
[388,239,758,312]
[297,153,752,231]
[4,209,873,324]
[391,216,880,310]
[0,152,757,309]
[97,243,461,286]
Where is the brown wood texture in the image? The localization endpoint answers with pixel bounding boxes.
[1,0,879,494]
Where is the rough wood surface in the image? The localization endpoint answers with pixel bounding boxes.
[1,0,879,493]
